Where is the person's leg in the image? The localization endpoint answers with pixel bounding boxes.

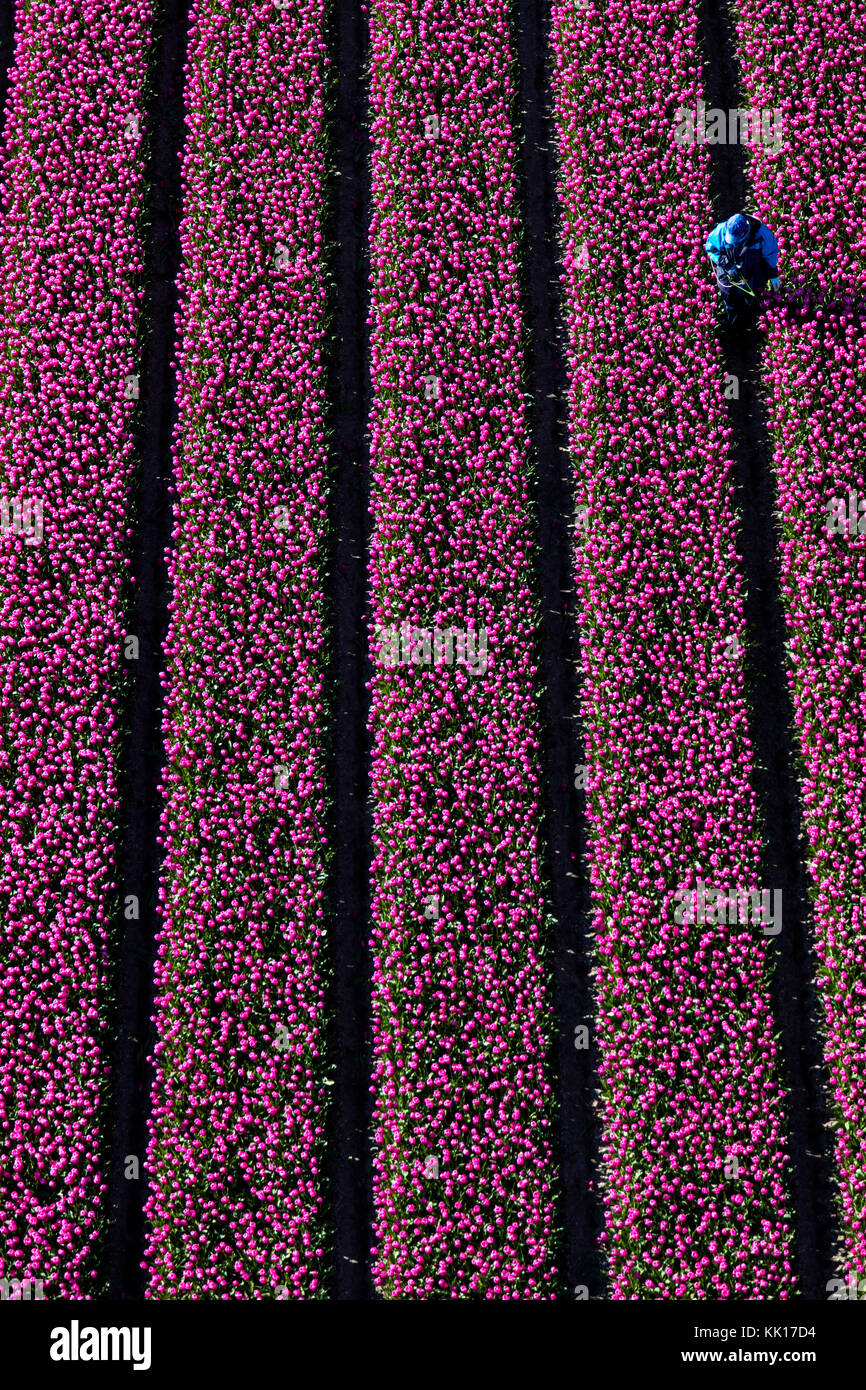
[717,282,732,317]
[722,285,757,328]
[739,282,761,327]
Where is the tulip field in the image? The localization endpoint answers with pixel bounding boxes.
[0,0,863,1306]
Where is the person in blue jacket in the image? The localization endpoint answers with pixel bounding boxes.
[706,212,780,324]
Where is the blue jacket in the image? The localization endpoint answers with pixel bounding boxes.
[706,215,779,292]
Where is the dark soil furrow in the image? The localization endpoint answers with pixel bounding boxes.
[324,0,375,1301]
[511,0,603,1299]
[0,0,14,147]
[102,0,189,1302]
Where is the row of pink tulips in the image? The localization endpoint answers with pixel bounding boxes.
[367,0,558,1298]
[0,0,152,1296]
[733,0,866,1281]
[142,0,332,1298]
[549,0,796,1297]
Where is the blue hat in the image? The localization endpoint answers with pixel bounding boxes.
[724,213,749,245]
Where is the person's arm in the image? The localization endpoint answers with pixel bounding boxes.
[705,224,724,262]
[758,224,780,277]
